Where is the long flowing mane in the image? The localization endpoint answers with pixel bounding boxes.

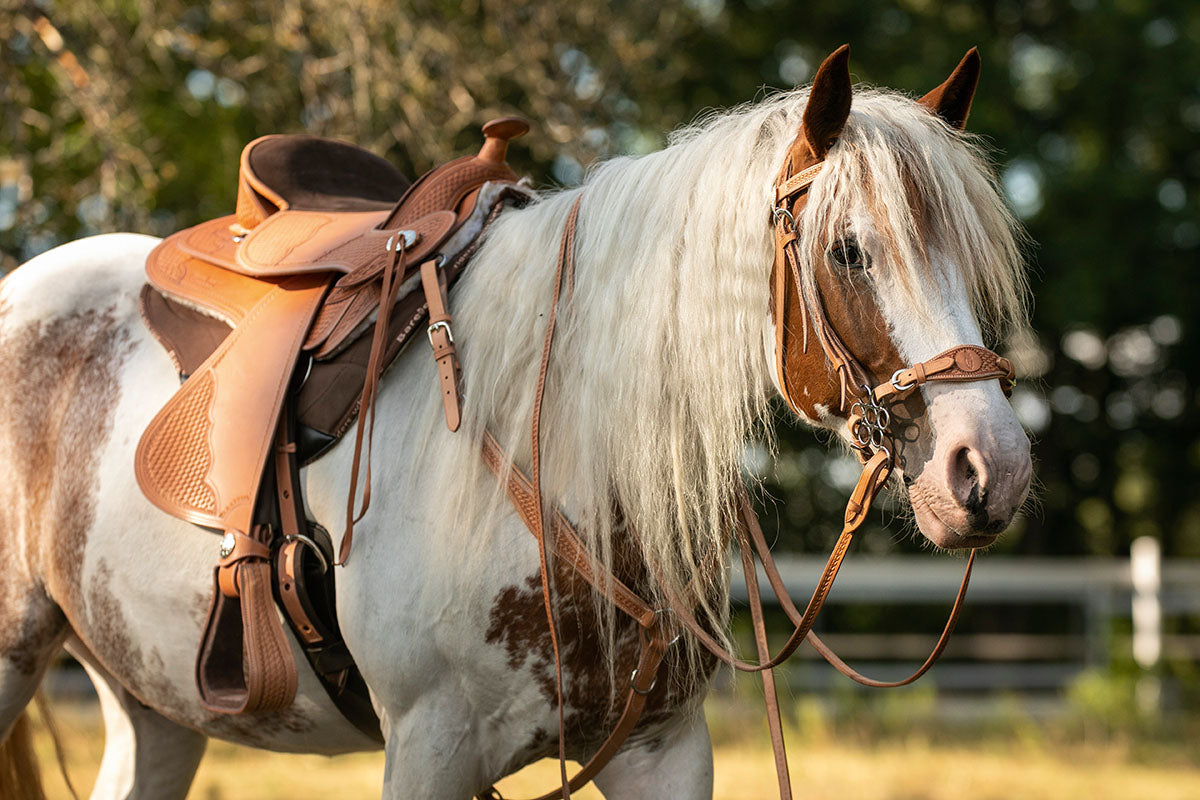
[396,85,1030,680]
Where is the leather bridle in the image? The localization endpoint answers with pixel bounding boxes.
[462,129,1018,800]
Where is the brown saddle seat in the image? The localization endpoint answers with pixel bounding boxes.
[134,117,532,728]
[235,134,411,219]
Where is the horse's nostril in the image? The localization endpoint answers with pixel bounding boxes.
[957,448,977,484]
[964,483,987,517]
[949,445,990,513]
[982,517,1007,534]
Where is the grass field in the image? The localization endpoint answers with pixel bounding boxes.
[24,695,1200,799]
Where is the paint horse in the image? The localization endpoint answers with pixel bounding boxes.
[0,46,1031,799]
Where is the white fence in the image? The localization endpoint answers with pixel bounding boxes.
[729,540,1200,692]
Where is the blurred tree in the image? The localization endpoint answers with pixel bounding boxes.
[1,0,1197,567]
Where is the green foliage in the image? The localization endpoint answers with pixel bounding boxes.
[1064,668,1140,733]
[2,0,1197,564]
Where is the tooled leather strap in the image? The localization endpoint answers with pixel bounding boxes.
[420,259,463,431]
[480,433,656,627]
[873,344,1015,403]
[197,417,300,715]
[475,198,671,800]
[478,432,671,800]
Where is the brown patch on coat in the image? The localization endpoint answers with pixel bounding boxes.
[0,302,320,745]
[84,559,315,745]
[0,307,132,612]
[0,304,132,672]
[486,557,711,762]
[83,559,188,709]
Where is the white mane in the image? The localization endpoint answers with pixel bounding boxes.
[406,85,1030,684]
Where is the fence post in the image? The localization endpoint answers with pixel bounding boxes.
[1130,536,1162,716]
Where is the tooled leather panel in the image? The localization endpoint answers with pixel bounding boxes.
[239,212,348,270]
[234,207,451,277]
[177,216,241,270]
[136,274,331,531]
[135,369,219,524]
[389,158,516,228]
[147,232,276,328]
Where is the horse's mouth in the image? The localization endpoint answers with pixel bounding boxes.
[907,484,1003,550]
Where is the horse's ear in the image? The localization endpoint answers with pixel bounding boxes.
[801,44,853,159]
[919,48,981,130]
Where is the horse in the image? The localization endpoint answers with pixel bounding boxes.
[0,45,1032,799]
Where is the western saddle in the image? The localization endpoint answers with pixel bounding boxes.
[135,118,533,737]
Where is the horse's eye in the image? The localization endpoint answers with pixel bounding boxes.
[829,239,869,270]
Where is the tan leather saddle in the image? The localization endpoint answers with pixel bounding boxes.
[135,119,531,734]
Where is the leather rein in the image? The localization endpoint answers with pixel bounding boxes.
[347,132,1017,800]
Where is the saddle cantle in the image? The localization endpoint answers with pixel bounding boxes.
[135,118,533,732]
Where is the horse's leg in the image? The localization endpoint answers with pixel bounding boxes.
[0,573,70,796]
[377,692,487,800]
[66,638,207,800]
[592,711,714,800]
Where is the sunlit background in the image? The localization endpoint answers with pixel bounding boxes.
[3,1,1199,797]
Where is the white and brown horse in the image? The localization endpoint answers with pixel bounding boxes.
[0,47,1030,799]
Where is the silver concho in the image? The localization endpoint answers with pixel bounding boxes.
[219,531,236,559]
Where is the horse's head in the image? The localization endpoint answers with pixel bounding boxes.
[769,46,1032,549]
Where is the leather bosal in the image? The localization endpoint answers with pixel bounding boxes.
[447,125,1018,798]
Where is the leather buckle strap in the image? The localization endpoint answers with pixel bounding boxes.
[421,257,463,433]
[774,162,823,205]
[875,344,1015,403]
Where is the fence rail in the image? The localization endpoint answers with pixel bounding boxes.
[729,545,1200,692]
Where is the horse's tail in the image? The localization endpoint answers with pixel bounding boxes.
[0,710,47,800]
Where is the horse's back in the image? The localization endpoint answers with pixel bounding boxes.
[1,233,158,327]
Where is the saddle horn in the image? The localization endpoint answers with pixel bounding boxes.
[478,116,530,165]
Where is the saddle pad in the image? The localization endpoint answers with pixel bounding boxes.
[135,270,332,532]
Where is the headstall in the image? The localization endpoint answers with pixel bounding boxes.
[463,131,1017,800]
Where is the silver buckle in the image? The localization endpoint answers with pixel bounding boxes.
[284,533,329,574]
[630,668,657,696]
[427,320,453,347]
[890,368,916,393]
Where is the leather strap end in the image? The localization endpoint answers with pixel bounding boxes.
[841,450,892,534]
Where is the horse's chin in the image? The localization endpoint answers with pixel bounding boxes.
[906,482,1004,551]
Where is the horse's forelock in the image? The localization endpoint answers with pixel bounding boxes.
[797,88,1032,343]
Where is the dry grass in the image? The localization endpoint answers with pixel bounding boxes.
[24,699,1200,800]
